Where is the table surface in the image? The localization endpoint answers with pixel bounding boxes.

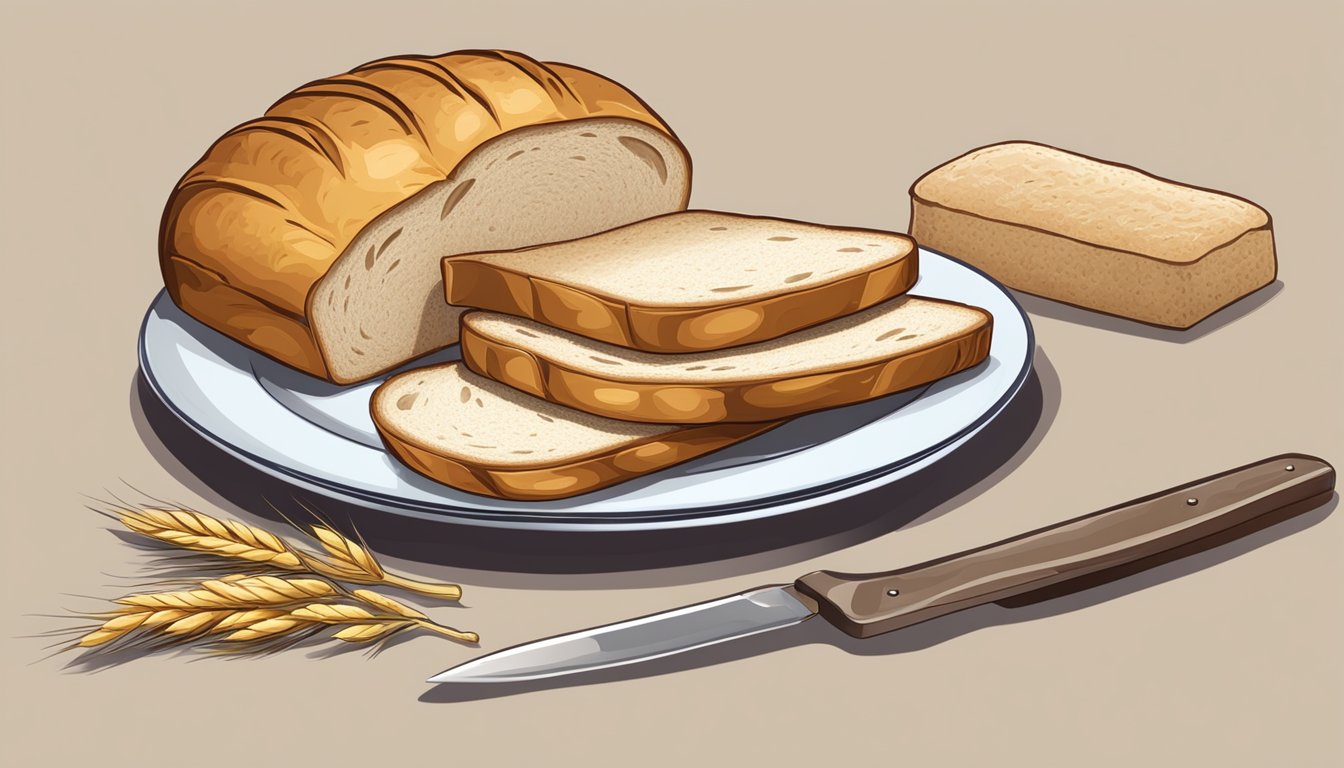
[3,2,1341,765]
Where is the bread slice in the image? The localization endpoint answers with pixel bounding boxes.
[372,363,776,499]
[910,141,1276,328]
[460,296,993,423]
[443,211,918,352]
[162,50,690,383]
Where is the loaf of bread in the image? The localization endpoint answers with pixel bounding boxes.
[161,50,690,383]
[909,142,1275,328]
[459,297,993,423]
[371,363,776,499]
[443,211,918,351]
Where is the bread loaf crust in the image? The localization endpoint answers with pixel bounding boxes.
[909,141,1276,329]
[443,212,919,352]
[459,307,994,423]
[160,50,686,379]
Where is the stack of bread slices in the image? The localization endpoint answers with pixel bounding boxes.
[372,210,994,500]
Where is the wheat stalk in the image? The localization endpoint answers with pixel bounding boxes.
[77,575,477,651]
[115,506,462,600]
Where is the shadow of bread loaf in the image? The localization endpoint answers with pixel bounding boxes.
[160,50,690,383]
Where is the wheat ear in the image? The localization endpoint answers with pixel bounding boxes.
[78,575,477,650]
[115,506,461,600]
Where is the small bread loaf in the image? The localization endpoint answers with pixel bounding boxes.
[443,210,918,352]
[371,363,775,499]
[161,50,690,383]
[909,142,1275,328]
[459,296,992,423]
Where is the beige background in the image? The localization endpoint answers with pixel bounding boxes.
[3,0,1341,765]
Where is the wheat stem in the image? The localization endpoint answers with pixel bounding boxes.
[410,619,480,644]
[378,572,464,600]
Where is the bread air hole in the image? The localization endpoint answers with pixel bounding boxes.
[590,356,623,365]
[618,136,668,183]
[709,226,728,231]
[837,247,863,253]
[396,393,418,410]
[362,228,405,272]
[875,328,908,342]
[711,285,752,293]
[439,178,476,220]
[768,236,797,242]
[459,386,471,402]
[784,272,812,283]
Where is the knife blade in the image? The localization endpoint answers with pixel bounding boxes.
[428,453,1334,684]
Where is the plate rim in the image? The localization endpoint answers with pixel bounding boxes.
[138,249,1034,531]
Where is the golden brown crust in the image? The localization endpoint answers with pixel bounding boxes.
[164,256,331,377]
[376,418,777,500]
[159,50,681,379]
[443,237,919,352]
[459,311,994,424]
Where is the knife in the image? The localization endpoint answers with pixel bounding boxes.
[427,453,1334,684]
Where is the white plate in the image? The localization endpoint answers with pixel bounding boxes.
[138,249,1033,531]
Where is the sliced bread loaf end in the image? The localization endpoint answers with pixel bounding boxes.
[443,211,918,352]
[909,141,1275,328]
[372,364,775,499]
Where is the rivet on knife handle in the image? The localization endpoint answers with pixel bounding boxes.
[793,454,1335,639]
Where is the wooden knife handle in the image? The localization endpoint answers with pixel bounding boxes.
[794,454,1334,639]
